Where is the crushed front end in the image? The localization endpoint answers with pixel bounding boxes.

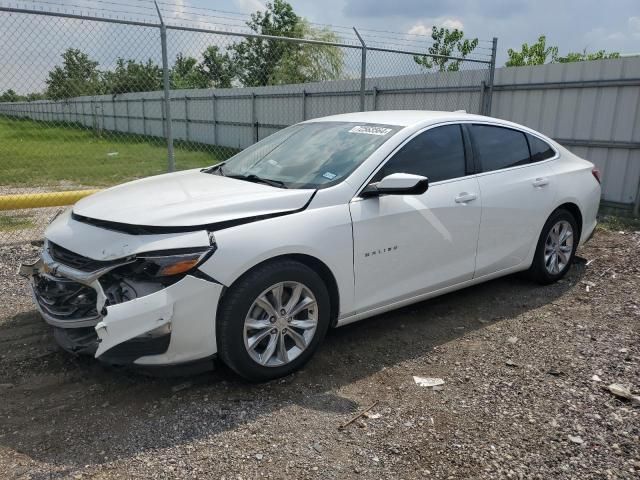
[20,211,223,369]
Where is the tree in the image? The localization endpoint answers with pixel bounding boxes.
[506,36,620,66]
[556,49,620,63]
[231,0,300,87]
[25,92,46,101]
[0,90,46,102]
[0,89,19,102]
[269,20,344,84]
[413,26,479,72]
[506,36,558,66]
[231,0,343,86]
[45,48,102,99]
[103,58,163,94]
[198,46,236,88]
[170,53,208,89]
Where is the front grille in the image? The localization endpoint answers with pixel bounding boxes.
[33,274,99,321]
[48,241,121,272]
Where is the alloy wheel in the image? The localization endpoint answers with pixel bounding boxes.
[243,281,318,367]
[544,220,574,275]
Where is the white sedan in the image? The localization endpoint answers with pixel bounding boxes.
[22,111,601,380]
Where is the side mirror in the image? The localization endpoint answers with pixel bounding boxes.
[361,173,429,197]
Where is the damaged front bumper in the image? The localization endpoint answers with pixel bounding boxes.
[21,244,223,367]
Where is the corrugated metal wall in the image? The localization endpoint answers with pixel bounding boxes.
[1,58,638,212]
[0,68,488,151]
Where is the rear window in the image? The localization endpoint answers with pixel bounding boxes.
[527,134,556,162]
[470,124,530,172]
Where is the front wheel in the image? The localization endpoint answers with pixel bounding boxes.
[528,208,579,285]
[216,259,330,382]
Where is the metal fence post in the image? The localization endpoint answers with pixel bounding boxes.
[479,80,487,115]
[141,98,146,135]
[252,92,258,142]
[125,98,130,133]
[353,27,367,112]
[90,98,95,132]
[161,99,166,137]
[184,96,190,142]
[485,37,498,116]
[155,1,175,172]
[111,96,116,131]
[211,93,216,146]
[301,89,307,120]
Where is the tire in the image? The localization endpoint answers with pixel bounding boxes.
[216,259,330,382]
[528,208,579,285]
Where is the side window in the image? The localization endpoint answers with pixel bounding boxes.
[373,124,466,183]
[527,133,555,162]
[470,124,530,172]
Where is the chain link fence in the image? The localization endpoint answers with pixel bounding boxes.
[0,5,496,244]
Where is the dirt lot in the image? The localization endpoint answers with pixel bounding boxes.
[0,226,638,479]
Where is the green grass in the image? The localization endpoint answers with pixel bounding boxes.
[0,213,35,232]
[0,116,237,187]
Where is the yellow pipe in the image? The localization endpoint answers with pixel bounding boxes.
[0,190,101,211]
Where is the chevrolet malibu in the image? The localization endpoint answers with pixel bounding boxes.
[21,111,601,381]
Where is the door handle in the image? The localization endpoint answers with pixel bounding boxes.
[532,177,549,188]
[454,192,477,203]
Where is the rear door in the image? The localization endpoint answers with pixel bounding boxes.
[469,124,558,277]
[350,124,482,312]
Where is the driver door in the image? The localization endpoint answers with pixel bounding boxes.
[349,124,482,313]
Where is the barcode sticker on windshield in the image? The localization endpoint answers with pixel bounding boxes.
[348,125,392,136]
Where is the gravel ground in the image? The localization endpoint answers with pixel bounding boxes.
[0,226,638,479]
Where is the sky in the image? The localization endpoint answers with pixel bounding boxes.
[226,0,640,64]
[0,0,638,93]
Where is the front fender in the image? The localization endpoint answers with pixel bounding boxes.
[198,205,355,317]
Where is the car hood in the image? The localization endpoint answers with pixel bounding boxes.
[73,169,315,228]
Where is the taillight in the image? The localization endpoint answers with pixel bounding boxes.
[592,167,601,184]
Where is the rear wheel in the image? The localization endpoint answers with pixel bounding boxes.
[217,260,330,382]
[529,208,579,284]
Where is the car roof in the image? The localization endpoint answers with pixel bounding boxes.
[304,110,485,127]
[302,110,557,145]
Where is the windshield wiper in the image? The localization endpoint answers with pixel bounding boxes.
[228,174,287,189]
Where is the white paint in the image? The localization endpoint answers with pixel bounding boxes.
[74,169,314,227]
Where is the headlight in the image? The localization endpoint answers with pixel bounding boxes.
[137,248,215,278]
[100,246,216,306]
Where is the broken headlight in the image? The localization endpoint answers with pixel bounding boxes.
[100,246,216,306]
[131,247,215,279]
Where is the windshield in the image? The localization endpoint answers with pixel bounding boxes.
[213,121,402,189]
